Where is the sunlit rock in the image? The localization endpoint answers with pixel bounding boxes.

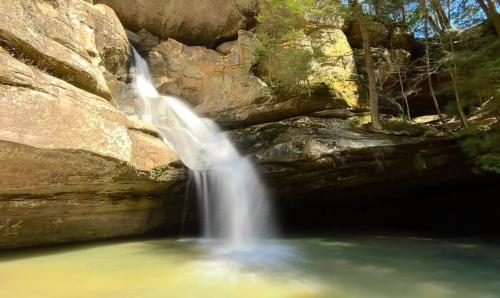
[95,0,259,47]
[0,0,130,99]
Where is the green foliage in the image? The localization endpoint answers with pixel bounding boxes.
[453,30,500,113]
[395,0,484,36]
[382,117,438,136]
[349,114,372,128]
[256,38,316,99]
[257,0,315,40]
[478,154,500,174]
[256,0,317,98]
[461,123,500,174]
[256,0,345,99]
[434,24,500,174]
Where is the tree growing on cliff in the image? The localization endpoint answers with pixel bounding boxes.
[256,0,348,99]
[476,0,500,36]
[350,0,382,130]
[255,0,318,98]
[420,0,450,129]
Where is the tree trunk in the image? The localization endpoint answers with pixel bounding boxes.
[400,0,407,24]
[424,9,441,34]
[447,38,469,128]
[431,0,451,30]
[477,0,500,37]
[476,0,489,15]
[390,41,411,120]
[422,0,449,130]
[487,0,500,37]
[397,63,411,120]
[354,4,381,131]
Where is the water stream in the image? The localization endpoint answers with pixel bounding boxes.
[130,49,274,248]
[1,236,499,298]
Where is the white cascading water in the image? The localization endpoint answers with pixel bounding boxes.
[130,48,274,248]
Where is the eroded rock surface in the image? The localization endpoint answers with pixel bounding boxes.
[0,0,130,98]
[233,117,463,199]
[146,31,273,125]
[139,29,359,126]
[308,28,360,107]
[95,0,259,47]
[0,48,187,249]
[0,0,186,249]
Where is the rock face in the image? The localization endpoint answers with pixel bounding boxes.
[0,49,185,249]
[0,0,469,249]
[346,21,414,51]
[0,0,130,98]
[0,52,175,171]
[347,19,389,48]
[0,0,184,249]
[232,117,464,199]
[352,48,411,116]
[308,28,360,107]
[127,29,161,54]
[145,31,277,126]
[139,29,358,126]
[95,0,259,47]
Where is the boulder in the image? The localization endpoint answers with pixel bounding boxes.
[308,28,360,107]
[216,40,238,55]
[347,19,389,48]
[0,50,186,249]
[146,31,272,125]
[303,9,346,30]
[95,0,259,48]
[0,0,130,99]
[127,29,161,55]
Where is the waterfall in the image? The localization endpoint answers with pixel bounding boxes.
[130,48,275,248]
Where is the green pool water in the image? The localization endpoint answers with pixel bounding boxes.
[1,236,499,298]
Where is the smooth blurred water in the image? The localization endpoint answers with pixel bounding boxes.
[1,236,499,298]
[129,48,275,248]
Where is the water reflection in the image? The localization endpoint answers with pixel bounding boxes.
[0,236,499,298]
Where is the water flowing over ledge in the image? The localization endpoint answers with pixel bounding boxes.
[130,48,276,248]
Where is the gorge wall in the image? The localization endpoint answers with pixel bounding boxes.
[0,0,478,249]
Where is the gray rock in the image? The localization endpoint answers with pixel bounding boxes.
[232,117,462,199]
